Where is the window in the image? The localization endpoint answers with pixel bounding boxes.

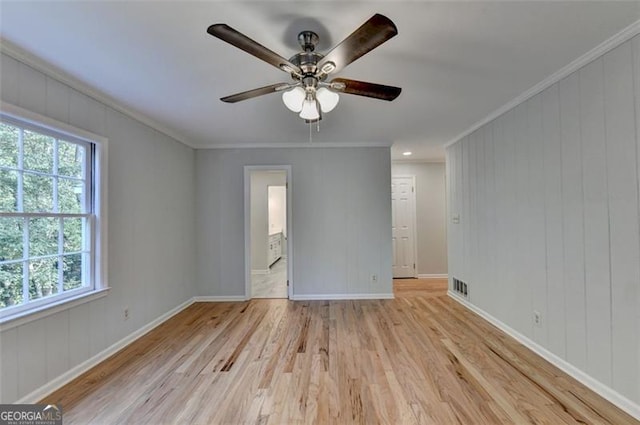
[0,105,107,323]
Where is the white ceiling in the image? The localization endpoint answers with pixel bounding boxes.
[1,2,639,160]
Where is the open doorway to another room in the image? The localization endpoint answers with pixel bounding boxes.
[245,167,291,299]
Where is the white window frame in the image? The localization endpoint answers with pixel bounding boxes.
[0,103,108,328]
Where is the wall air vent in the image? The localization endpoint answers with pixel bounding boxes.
[452,277,469,299]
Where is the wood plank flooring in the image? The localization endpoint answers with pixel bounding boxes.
[42,279,639,424]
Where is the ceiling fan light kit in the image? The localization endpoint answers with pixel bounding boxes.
[207,14,402,126]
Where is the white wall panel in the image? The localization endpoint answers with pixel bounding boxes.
[491,115,507,322]
[603,40,640,402]
[0,328,18,402]
[579,58,612,385]
[502,109,519,327]
[67,302,90,368]
[541,83,566,358]
[17,320,46,397]
[515,103,533,337]
[526,94,548,346]
[17,62,46,115]
[45,311,70,382]
[0,54,19,104]
[455,143,463,286]
[633,34,640,402]
[559,72,588,370]
[0,52,196,403]
[461,138,470,283]
[468,131,478,298]
[44,77,70,124]
[446,34,640,405]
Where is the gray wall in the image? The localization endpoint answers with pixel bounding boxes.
[391,162,448,275]
[446,35,640,404]
[0,52,196,403]
[195,147,393,298]
[250,170,286,271]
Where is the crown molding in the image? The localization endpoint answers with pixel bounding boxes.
[0,38,197,149]
[444,19,640,149]
[392,158,445,164]
[192,141,392,149]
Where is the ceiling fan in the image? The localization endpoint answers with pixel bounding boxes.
[206,14,402,123]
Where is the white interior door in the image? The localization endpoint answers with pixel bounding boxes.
[392,176,417,278]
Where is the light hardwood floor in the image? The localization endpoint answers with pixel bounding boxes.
[42,279,639,424]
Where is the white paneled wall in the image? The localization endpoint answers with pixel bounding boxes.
[447,35,640,405]
[0,52,196,403]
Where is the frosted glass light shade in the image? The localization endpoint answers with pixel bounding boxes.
[316,87,339,113]
[299,99,320,120]
[282,87,305,112]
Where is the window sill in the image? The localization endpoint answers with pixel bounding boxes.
[0,287,110,331]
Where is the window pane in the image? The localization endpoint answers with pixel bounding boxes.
[0,168,18,212]
[63,217,83,253]
[58,141,84,178]
[0,123,19,168]
[62,254,82,291]
[29,217,59,257]
[0,217,23,261]
[28,257,58,300]
[0,262,23,308]
[58,178,84,213]
[23,173,53,212]
[23,130,54,174]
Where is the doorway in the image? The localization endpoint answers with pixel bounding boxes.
[391,176,417,278]
[244,166,292,299]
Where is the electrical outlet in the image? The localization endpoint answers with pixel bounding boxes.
[370,274,378,283]
[533,310,541,327]
[124,307,130,321]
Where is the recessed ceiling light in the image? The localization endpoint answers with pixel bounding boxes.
[402,151,412,156]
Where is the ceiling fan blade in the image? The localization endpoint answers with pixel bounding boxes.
[221,83,290,103]
[330,78,401,101]
[318,14,397,75]
[207,24,300,75]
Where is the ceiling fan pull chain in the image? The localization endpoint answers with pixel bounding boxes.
[309,121,312,143]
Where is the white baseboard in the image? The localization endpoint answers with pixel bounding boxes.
[193,296,247,302]
[16,297,195,404]
[447,291,640,421]
[291,293,394,301]
[417,274,448,279]
[251,269,269,275]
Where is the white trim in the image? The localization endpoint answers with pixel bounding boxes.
[417,274,448,279]
[392,159,446,164]
[251,269,270,275]
[192,296,246,302]
[244,165,293,301]
[448,291,640,421]
[0,102,107,146]
[0,39,195,149]
[291,293,394,301]
[193,141,392,149]
[0,288,110,331]
[445,19,640,149]
[15,297,195,404]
